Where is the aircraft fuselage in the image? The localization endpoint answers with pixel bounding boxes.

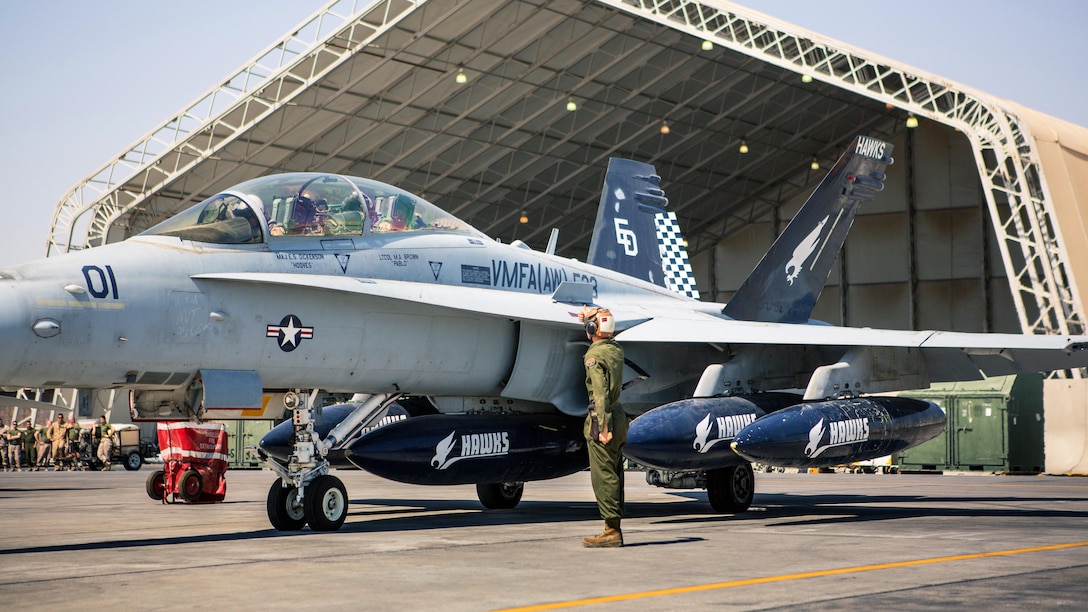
[0,229,708,415]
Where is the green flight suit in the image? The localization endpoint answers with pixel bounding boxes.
[66,422,82,459]
[21,426,37,467]
[583,337,628,521]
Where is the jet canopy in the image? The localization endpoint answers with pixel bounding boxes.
[143,172,481,244]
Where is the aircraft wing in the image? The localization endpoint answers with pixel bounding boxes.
[192,272,637,329]
[617,314,1088,379]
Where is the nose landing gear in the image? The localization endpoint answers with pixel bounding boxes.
[264,391,399,531]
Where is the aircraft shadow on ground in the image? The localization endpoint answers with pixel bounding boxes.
[5,489,1087,556]
[658,491,1088,527]
[334,497,707,534]
[0,498,707,556]
[0,487,111,496]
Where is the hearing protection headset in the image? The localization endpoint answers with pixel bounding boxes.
[584,307,615,338]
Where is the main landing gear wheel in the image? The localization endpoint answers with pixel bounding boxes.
[146,470,166,500]
[304,475,348,531]
[706,462,755,513]
[476,482,524,509]
[267,481,307,531]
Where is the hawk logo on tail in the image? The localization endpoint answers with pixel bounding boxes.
[785,216,828,286]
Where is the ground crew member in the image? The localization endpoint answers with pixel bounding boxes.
[93,416,115,470]
[36,419,53,470]
[4,419,21,470]
[0,418,8,471]
[6,422,24,470]
[578,306,628,548]
[49,416,69,470]
[21,421,37,471]
[65,416,82,470]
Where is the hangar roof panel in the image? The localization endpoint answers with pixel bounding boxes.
[48,0,1086,338]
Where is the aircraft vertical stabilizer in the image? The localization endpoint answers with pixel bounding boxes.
[588,158,698,299]
[723,135,894,323]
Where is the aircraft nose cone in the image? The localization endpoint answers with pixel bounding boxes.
[0,272,30,383]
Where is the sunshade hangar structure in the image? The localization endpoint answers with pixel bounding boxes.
[46,0,1088,346]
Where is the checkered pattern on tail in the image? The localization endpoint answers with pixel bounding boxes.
[654,211,699,300]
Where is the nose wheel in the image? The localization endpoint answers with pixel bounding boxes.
[267,481,307,531]
[265,474,348,531]
[305,475,348,531]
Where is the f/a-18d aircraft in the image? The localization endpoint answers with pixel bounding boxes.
[2,135,1086,531]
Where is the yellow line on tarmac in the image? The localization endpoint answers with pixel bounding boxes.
[496,540,1088,612]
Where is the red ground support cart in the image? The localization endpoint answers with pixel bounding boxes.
[145,423,229,503]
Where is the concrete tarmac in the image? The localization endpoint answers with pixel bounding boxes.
[1,468,1087,610]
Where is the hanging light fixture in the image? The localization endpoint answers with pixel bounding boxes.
[660,121,670,135]
[810,157,820,170]
[455,68,467,84]
[738,139,749,154]
[566,99,577,112]
[701,39,714,51]
[905,114,919,128]
[801,74,813,83]
[519,212,529,224]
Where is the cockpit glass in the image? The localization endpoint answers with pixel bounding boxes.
[141,194,262,244]
[344,177,479,236]
[142,172,481,243]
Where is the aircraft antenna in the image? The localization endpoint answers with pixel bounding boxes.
[546,228,559,255]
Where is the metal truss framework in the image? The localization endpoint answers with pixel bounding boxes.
[47,0,423,256]
[46,0,1083,352]
[601,0,1085,346]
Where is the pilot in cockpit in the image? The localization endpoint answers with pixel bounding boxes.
[278,190,328,236]
[376,194,416,232]
[324,191,374,235]
[231,201,261,241]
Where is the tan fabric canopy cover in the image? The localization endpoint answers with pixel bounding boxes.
[1016,105,1088,473]
[1013,103,1088,315]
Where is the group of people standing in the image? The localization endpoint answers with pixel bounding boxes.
[0,416,114,471]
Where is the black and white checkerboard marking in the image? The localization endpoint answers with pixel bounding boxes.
[655,211,699,300]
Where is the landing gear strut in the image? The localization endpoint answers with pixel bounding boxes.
[264,391,399,531]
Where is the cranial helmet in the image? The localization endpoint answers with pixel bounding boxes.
[584,307,615,338]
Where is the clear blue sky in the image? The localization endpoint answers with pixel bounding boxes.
[1,0,1084,268]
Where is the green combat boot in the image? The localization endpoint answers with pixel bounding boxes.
[582,519,623,548]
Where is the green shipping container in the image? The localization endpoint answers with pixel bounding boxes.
[896,375,1044,473]
[217,420,276,469]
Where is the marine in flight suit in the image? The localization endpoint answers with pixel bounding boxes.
[579,306,628,548]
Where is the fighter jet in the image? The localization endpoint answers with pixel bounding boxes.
[1,135,1085,531]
